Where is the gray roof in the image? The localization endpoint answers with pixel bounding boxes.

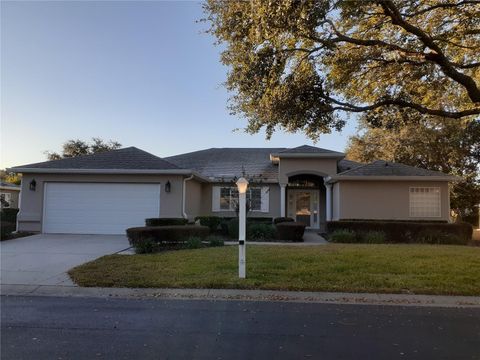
[0,181,20,189]
[337,160,451,177]
[337,159,363,173]
[10,147,179,171]
[165,148,283,181]
[279,145,343,155]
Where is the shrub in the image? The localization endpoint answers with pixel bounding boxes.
[227,218,239,239]
[1,208,19,223]
[417,230,464,245]
[327,221,472,244]
[145,218,188,226]
[276,222,306,242]
[329,229,357,243]
[247,217,273,224]
[273,217,295,225]
[248,223,276,241]
[361,231,386,244]
[126,225,209,246]
[206,235,224,247]
[0,221,16,240]
[133,237,157,254]
[185,236,203,249]
[195,216,222,232]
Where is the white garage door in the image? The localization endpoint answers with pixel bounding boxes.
[43,182,161,234]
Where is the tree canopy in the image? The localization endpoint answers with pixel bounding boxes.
[46,138,122,160]
[204,0,480,138]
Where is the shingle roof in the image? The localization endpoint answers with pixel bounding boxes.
[279,145,343,155]
[337,160,451,177]
[10,147,179,171]
[337,159,363,173]
[165,148,283,181]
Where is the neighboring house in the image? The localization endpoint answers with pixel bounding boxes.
[0,181,21,209]
[7,145,457,235]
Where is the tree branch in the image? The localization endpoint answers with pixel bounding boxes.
[328,96,480,119]
[379,0,480,103]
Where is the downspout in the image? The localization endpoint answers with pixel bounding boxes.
[182,174,194,220]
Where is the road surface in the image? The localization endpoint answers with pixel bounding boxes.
[1,296,479,359]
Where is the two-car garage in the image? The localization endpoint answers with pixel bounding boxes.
[43,183,161,235]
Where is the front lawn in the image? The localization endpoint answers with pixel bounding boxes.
[69,244,480,296]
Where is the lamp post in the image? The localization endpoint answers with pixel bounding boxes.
[236,177,249,278]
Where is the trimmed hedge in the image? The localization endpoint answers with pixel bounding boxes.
[273,217,295,224]
[327,221,473,244]
[1,221,16,240]
[248,223,276,241]
[145,218,188,226]
[1,208,19,223]
[126,225,209,246]
[195,216,222,232]
[276,222,306,242]
[247,217,273,224]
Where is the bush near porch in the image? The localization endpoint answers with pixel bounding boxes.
[326,220,473,245]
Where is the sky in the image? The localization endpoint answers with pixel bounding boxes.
[1,1,358,169]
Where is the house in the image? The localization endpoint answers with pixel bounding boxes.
[7,145,457,235]
[0,181,21,209]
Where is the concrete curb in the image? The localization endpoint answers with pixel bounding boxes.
[2,284,479,308]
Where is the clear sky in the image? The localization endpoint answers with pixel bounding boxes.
[1,1,357,169]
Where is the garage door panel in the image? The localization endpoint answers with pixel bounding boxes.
[43,183,161,234]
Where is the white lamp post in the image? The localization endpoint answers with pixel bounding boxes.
[236,177,249,278]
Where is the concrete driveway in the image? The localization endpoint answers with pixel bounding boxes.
[1,234,130,286]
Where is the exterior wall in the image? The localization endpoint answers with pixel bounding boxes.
[17,173,186,232]
[336,180,450,221]
[185,179,203,220]
[200,183,281,219]
[0,189,20,208]
[278,158,338,183]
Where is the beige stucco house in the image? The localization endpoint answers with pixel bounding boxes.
[0,182,21,209]
[8,145,457,235]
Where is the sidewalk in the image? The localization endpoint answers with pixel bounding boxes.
[2,284,479,308]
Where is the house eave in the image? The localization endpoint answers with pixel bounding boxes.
[270,153,345,160]
[0,186,21,191]
[6,168,211,182]
[326,175,460,183]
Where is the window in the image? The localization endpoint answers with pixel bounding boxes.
[0,193,11,207]
[213,186,268,212]
[409,187,441,217]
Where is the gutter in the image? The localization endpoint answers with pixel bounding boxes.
[325,175,461,183]
[182,174,195,220]
[6,167,210,182]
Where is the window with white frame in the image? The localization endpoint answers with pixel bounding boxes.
[213,186,268,212]
[409,187,441,217]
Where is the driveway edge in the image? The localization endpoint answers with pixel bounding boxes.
[2,284,480,308]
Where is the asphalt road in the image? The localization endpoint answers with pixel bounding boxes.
[1,296,479,360]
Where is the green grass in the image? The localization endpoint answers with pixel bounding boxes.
[68,244,480,296]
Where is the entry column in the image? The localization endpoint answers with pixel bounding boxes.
[325,183,332,221]
[280,183,287,217]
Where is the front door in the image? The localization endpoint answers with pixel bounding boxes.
[287,189,320,228]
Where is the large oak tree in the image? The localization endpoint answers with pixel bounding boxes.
[204,0,480,138]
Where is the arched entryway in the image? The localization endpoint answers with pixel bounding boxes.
[283,174,326,230]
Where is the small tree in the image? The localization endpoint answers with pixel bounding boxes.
[45,138,122,160]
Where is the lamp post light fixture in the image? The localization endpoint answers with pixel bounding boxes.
[236,177,249,279]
